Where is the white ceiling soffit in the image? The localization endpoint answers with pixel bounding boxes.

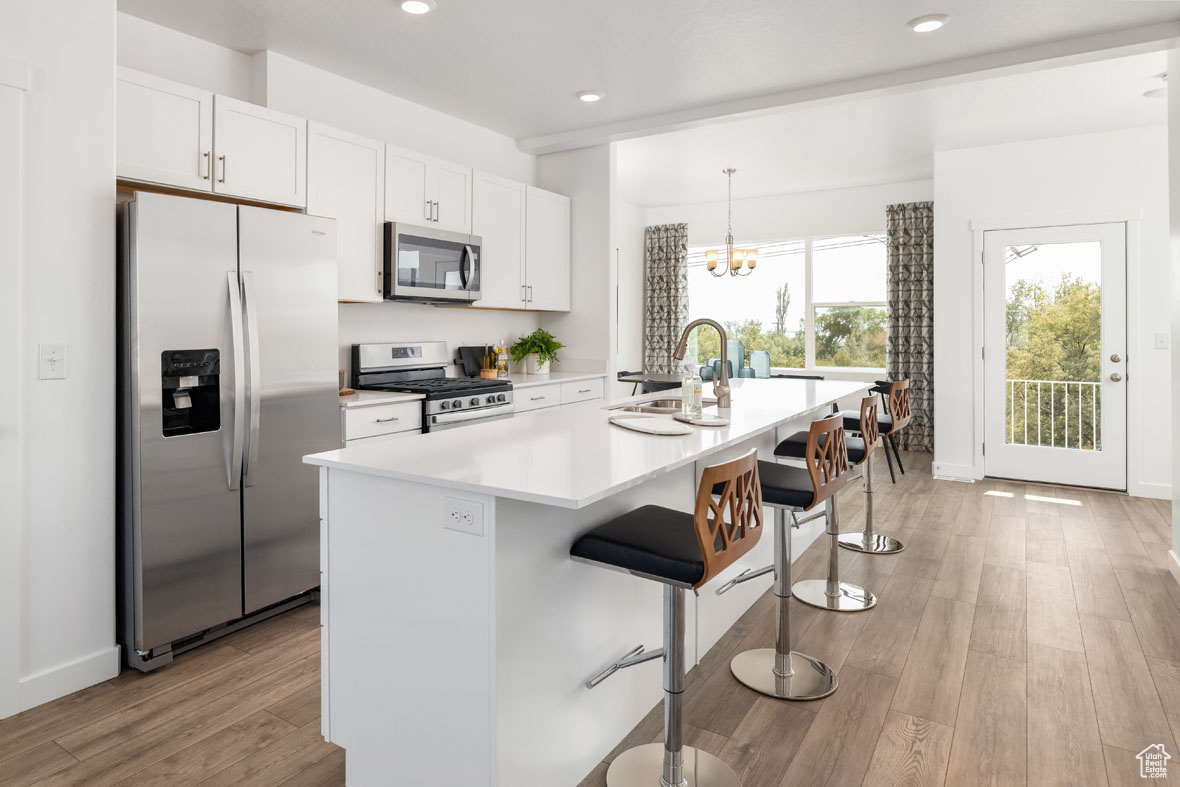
[615,51,1167,207]
[116,0,1180,151]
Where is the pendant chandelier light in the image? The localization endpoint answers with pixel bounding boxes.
[706,168,756,277]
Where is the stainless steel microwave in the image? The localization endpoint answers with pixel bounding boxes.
[383,222,482,303]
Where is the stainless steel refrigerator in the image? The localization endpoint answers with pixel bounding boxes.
[117,191,338,671]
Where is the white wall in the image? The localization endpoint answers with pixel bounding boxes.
[117,13,252,101]
[0,58,27,720]
[536,145,617,377]
[614,200,645,397]
[115,22,546,378]
[1,0,119,715]
[933,126,1171,497]
[644,179,933,245]
[1169,49,1180,563]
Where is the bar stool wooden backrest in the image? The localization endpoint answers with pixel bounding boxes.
[857,395,881,464]
[803,415,852,510]
[886,380,912,431]
[694,449,763,589]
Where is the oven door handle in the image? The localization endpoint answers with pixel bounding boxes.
[430,405,513,427]
[461,245,476,291]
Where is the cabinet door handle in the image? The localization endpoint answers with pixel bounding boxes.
[530,395,546,401]
[202,151,211,180]
[578,388,591,394]
[217,154,226,184]
[375,416,400,423]
[426,199,433,221]
[527,285,533,302]
[433,201,440,222]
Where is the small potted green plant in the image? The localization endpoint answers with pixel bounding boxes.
[509,328,564,375]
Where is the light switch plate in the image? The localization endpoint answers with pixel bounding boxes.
[1155,332,1170,350]
[443,497,484,537]
[38,344,66,380]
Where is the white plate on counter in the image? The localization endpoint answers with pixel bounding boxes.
[608,414,694,436]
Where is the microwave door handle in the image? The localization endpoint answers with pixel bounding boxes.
[227,272,245,490]
[242,271,262,487]
[462,245,475,290]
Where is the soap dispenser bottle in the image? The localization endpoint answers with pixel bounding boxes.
[681,361,703,420]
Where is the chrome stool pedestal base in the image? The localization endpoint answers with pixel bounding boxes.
[728,507,838,703]
[837,531,904,555]
[839,452,904,556]
[607,743,742,787]
[730,648,837,701]
[791,578,877,612]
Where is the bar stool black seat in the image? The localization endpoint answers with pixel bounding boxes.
[571,449,763,787]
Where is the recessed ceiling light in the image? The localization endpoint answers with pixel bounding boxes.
[576,90,605,103]
[401,0,436,14]
[907,14,948,33]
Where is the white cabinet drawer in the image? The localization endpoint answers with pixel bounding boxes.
[560,378,603,405]
[514,384,561,413]
[344,402,422,441]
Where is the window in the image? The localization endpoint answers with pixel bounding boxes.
[685,234,887,371]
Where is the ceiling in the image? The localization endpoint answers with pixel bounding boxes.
[117,0,1180,142]
[616,52,1168,206]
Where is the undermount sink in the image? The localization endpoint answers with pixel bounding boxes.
[614,398,719,415]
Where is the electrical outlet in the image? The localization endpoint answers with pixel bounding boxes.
[443,497,484,536]
[1155,332,1170,350]
[38,344,66,380]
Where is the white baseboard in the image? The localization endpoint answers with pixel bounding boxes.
[1128,482,1172,501]
[18,645,119,712]
[931,462,980,483]
[1168,551,1180,590]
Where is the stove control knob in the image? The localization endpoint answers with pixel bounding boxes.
[497,394,506,403]
[470,397,480,406]
[440,400,451,410]
[452,399,462,409]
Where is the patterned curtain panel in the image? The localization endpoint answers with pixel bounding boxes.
[643,223,690,374]
[886,202,934,452]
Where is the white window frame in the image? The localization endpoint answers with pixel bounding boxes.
[688,232,889,375]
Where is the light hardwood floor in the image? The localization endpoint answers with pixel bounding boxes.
[580,453,1180,787]
[1,452,1177,786]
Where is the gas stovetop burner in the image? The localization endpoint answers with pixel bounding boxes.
[367,377,511,400]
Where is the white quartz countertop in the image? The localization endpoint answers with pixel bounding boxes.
[505,371,606,389]
[307,378,869,509]
[337,390,425,409]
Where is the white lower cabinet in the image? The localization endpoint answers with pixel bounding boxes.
[342,401,422,444]
[514,378,605,414]
[307,123,384,303]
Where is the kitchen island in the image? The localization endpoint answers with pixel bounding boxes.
[304,378,869,787]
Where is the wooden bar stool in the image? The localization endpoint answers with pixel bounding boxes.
[774,396,903,555]
[842,380,912,484]
[571,449,763,787]
[717,416,845,701]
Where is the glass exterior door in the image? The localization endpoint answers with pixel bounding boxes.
[983,223,1126,489]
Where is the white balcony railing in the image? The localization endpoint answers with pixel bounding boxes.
[1006,379,1101,451]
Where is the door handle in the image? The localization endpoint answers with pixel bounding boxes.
[217,154,226,184]
[425,199,432,221]
[242,271,262,487]
[202,151,211,180]
[227,272,245,490]
[433,201,440,222]
[1110,372,1123,383]
[461,245,476,290]
[375,416,400,423]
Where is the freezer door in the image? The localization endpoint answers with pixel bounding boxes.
[238,206,339,613]
[127,192,244,651]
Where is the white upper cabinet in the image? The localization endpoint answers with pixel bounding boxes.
[525,186,571,312]
[307,122,385,303]
[212,95,307,208]
[471,172,526,310]
[384,144,471,234]
[116,68,213,192]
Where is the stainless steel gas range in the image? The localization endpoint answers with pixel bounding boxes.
[350,342,513,432]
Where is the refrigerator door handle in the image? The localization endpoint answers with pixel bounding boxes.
[227,271,246,490]
[242,271,262,487]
